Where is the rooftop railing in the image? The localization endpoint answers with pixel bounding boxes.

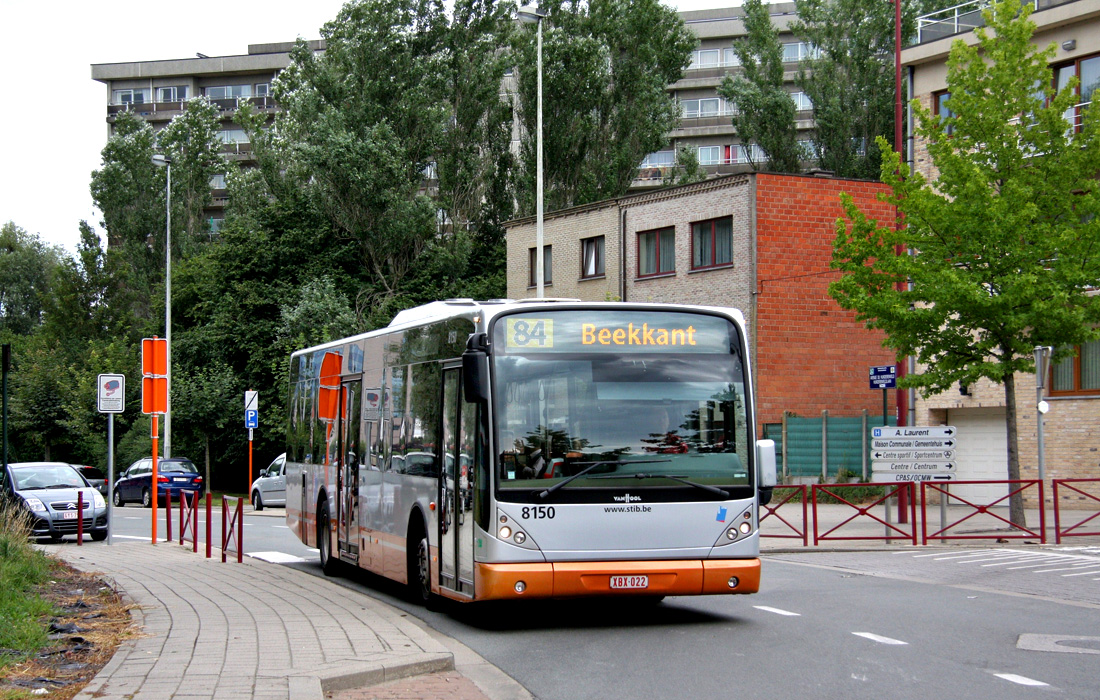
[915,0,1079,45]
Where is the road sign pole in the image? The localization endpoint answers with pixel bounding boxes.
[248,429,253,496]
[882,388,887,429]
[151,415,159,545]
[107,414,114,546]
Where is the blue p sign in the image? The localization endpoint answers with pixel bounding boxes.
[245,409,258,428]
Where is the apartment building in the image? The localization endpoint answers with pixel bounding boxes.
[90,41,324,233]
[901,0,1100,505]
[504,172,899,442]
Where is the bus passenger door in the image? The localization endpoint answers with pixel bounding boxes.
[440,367,474,597]
[337,380,362,564]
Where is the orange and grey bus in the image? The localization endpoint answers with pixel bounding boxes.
[285,299,776,604]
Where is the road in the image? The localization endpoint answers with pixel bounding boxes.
[96,507,1100,699]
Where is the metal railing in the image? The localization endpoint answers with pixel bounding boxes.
[920,480,1045,544]
[916,0,1079,44]
[760,485,808,546]
[1053,478,1100,543]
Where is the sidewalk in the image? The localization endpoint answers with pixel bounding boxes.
[54,542,531,700]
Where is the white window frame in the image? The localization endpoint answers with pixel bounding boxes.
[113,88,149,105]
[581,236,605,279]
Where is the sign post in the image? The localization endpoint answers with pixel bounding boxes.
[869,365,902,522]
[142,338,167,544]
[245,390,259,494]
[97,374,125,545]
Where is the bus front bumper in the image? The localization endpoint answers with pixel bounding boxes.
[474,558,760,600]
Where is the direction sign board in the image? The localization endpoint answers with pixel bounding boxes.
[872,437,955,450]
[872,426,956,438]
[869,365,897,389]
[97,374,125,414]
[871,472,956,483]
[244,390,259,428]
[872,460,956,474]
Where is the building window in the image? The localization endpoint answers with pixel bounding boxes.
[697,146,722,166]
[528,245,552,287]
[217,129,249,144]
[1052,54,1100,131]
[691,217,733,270]
[156,86,188,102]
[689,48,721,69]
[722,48,740,67]
[206,84,253,99]
[681,97,729,119]
[1051,341,1100,395]
[782,42,819,63]
[581,236,605,279]
[209,173,227,189]
[638,227,675,277]
[112,88,149,105]
[934,90,954,135]
[790,91,814,112]
[255,83,271,97]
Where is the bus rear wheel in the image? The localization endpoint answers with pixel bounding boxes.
[407,523,431,606]
[317,499,340,576]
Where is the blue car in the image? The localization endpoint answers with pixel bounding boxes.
[113,457,204,508]
[4,462,109,541]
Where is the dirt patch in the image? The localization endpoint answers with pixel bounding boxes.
[0,560,134,699]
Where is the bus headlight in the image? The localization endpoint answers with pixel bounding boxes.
[499,526,512,540]
[739,522,752,535]
[514,531,526,544]
[726,527,738,540]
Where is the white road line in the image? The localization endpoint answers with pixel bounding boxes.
[249,551,308,563]
[1032,564,1100,573]
[1061,568,1100,577]
[994,673,1049,687]
[754,606,801,616]
[852,632,908,646]
[980,555,1050,567]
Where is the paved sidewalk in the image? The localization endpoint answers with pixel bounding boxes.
[54,543,529,700]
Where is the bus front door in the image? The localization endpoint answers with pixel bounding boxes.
[337,380,362,564]
[440,368,475,598]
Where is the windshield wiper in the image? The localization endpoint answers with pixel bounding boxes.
[537,459,669,499]
[589,472,729,499]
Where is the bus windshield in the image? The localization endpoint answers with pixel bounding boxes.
[492,309,750,502]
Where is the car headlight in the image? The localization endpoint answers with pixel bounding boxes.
[22,496,46,513]
[92,492,106,509]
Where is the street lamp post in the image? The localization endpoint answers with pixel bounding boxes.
[518,4,547,299]
[152,154,172,457]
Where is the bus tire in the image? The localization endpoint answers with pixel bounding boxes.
[406,518,432,606]
[317,497,340,577]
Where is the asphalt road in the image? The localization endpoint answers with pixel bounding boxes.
[96,506,1100,700]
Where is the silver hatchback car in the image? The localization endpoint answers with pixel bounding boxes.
[250,453,286,511]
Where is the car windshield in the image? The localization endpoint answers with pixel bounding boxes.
[492,309,750,501]
[13,465,86,490]
[160,460,198,474]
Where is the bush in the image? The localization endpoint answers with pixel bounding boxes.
[0,498,55,670]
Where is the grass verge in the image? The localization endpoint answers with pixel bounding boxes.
[0,499,54,673]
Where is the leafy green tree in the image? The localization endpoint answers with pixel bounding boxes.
[513,0,696,212]
[829,0,1100,526]
[793,0,916,178]
[157,98,225,255]
[9,338,72,461]
[90,111,162,320]
[0,222,63,337]
[718,0,802,173]
[171,361,240,489]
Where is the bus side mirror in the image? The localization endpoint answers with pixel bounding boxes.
[756,439,777,506]
[462,333,490,403]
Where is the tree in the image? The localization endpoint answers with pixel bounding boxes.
[0,222,63,337]
[829,0,1100,526]
[513,0,696,212]
[171,362,240,489]
[157,97,225,255]
[718,0,802,173]
[793,0,916,179]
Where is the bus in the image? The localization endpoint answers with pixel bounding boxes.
[285,298,776,604]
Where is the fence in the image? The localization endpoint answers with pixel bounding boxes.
[761,478,1100,547]
[765,411,897,481]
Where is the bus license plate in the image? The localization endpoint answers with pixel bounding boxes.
[610,575,648,590]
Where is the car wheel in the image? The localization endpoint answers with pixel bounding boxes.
[407,521,432,606]
[252,491,263,511]
[91,531,108,542]
[317,499,339,576]
[113,490,124,507]
[142,487,152,508]
[49,534,63,543]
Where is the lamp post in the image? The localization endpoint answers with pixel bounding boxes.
[1034,346,1053,482]
[518,4,547,299]
[152,154,172,457]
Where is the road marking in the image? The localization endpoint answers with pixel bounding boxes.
[110,534,148,540]
[993,673,1049,687]
[1018,634,1100,655]
[852,632,908,646]
[754,606,800,616]
[249,551,309,563]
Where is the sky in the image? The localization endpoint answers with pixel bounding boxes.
[0,0,738,254]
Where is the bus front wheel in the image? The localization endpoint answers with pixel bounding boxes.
[407,521,431,606]
[317,499,339,576]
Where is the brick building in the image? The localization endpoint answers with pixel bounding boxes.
[903,0,1100,506]
[505,172,899,439]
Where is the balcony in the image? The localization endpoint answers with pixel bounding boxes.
[915,0,1080,45]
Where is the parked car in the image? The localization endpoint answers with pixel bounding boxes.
[113,457,203,508]
[4,462,108,541]
[73,465,108,496]
[250,453,286,511]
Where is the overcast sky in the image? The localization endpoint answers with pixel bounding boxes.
[0,0,739,254]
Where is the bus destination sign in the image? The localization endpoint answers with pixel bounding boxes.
[501,312,733,354]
